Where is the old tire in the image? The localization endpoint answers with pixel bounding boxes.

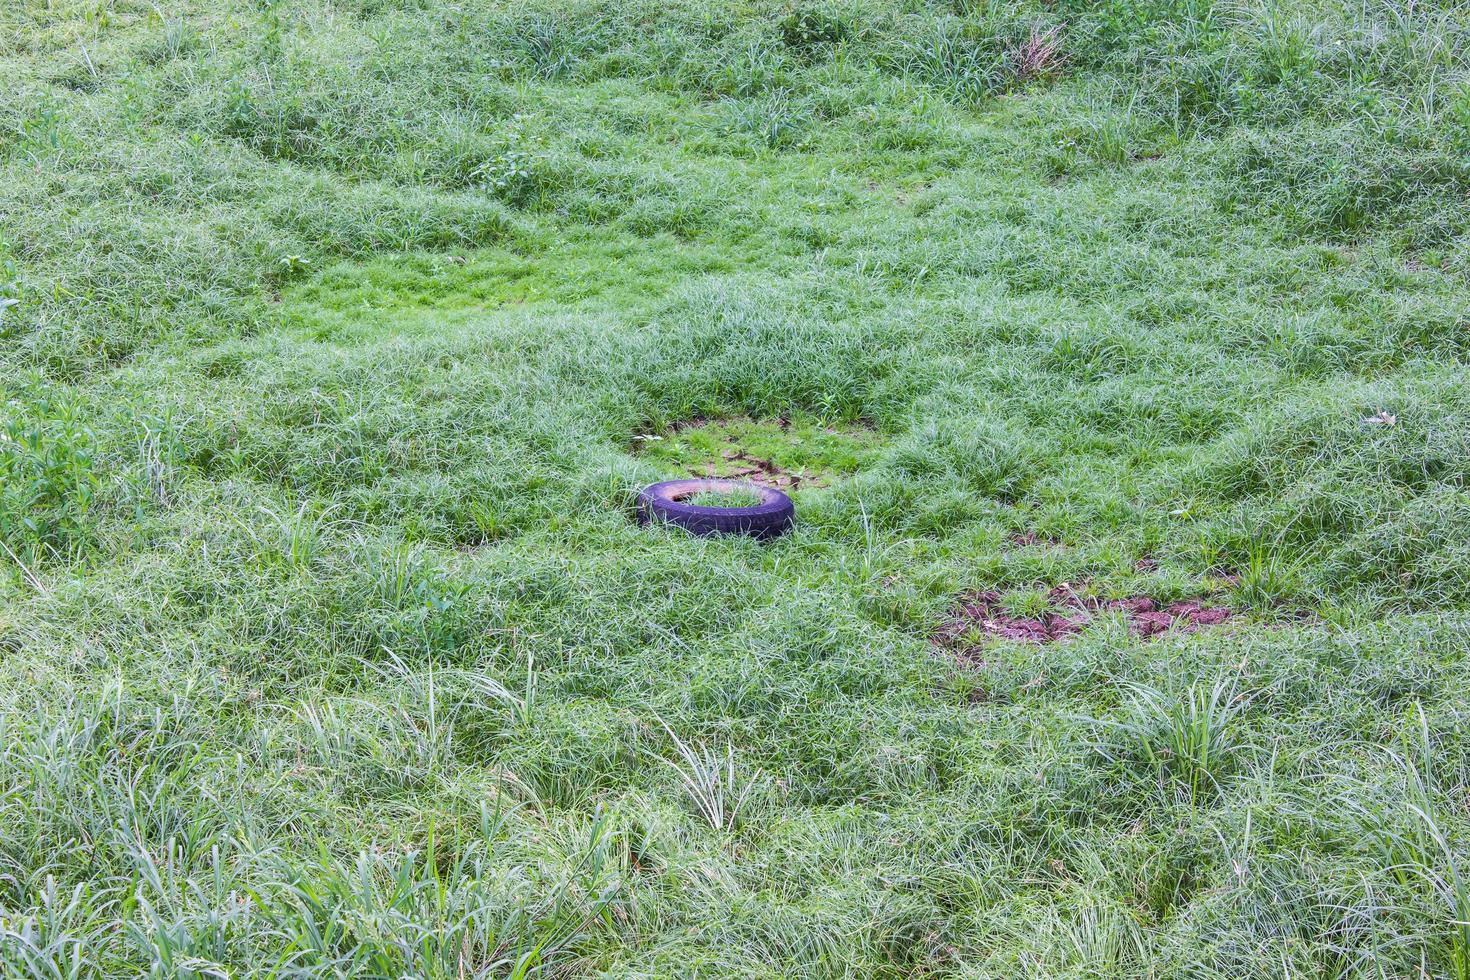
[636,479,795,540]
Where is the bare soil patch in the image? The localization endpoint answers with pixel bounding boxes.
[700,447,807,490]
[934,584,1233,659]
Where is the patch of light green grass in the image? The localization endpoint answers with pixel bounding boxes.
[280,226,745,343]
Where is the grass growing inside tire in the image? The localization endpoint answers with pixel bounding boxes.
[685,486,765,508]
[4,0,1470,976]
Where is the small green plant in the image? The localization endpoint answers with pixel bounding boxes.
[1232,541,1302,609]
[896,24,1006,104]
[464,656,537,727]
[147,17,200,63]
[1450,84,1470,155]
[278,253,311,275]
[463,499,499,545]
[1001,587,1053,618]
[1073,109,1143,165]
[83,1,110,30]
[478,150,534,200]
[255,0,288,61]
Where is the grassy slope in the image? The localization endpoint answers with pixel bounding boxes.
[3,0,1470,975]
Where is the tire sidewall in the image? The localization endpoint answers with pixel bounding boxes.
[637,479,795,539]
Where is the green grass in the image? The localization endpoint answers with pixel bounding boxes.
[685,486,766,508]
[3,0,1470,975]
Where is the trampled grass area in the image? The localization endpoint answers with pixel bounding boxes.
[3,0,1470,975]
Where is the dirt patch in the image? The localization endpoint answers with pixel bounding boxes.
[633,416,881,492]
[691,448,806,490]
[934,585,1233,657]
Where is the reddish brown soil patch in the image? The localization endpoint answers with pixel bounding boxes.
[1129,600,1231,637]
[934,587,1233,656]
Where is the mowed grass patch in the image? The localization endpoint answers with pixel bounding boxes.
[278,227,745,343]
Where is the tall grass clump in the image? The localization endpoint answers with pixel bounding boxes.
[652,721,758,832]
[1089,678,1254,804]
[1342,705,1470,980]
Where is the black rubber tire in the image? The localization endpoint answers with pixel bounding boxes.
[637,479,795,540]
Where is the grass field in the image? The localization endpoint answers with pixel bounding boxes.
[4,0,1470,975]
